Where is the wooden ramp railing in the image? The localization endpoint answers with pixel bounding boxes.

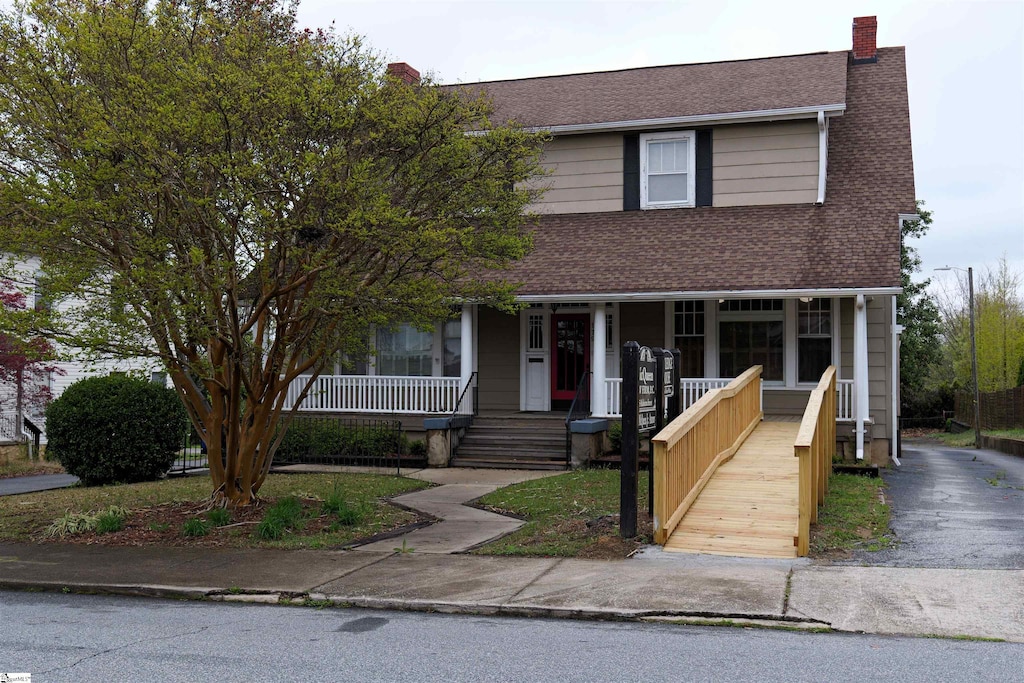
[652,366,763,545]
[793,366,837,556]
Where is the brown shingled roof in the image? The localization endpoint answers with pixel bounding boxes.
[481,47,915,296]
[451,51,849,128]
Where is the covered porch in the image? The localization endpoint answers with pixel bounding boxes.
[284,290,895,462]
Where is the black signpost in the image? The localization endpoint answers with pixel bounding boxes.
[621,342,657,539]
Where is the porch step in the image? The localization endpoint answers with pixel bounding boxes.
[450,417,568,471]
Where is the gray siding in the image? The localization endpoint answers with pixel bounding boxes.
[837,296,891,440]
[476,307,520,411]
[526,133,623,214]
[619,302,665,350]
[712,120,819,207]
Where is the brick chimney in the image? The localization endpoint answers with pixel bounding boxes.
[852,16,878,64]
[386,62,420,85]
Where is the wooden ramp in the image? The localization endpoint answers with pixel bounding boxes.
[663,421,800,558]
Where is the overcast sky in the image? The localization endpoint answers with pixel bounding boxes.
[296,0,1024,294]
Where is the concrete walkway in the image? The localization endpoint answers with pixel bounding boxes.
[354,468,558,554]
[0,473,79,496]
[1,542,1021,642]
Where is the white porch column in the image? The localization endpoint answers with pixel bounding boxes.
[854,294,869,461]
[592,304,607,417]
[460,304,474,392]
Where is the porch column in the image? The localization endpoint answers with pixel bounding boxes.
[592,304,607,417]
[854,294,869,461]
[460,304,474,392]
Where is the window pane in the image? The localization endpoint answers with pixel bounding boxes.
[799,337,831,383]
[677,337,704,377]
[649,140,688,173]
[443,319,461,377]
[719,320,783,382]
[377,324,433,376]
[648,173,688,203]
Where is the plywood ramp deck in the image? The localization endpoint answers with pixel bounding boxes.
[664,421,800,558]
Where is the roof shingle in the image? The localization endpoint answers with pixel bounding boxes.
[451,51,849,129]
[477,47,915,296]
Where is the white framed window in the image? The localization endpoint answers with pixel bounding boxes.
[673,301,705,377]
[377,324,433,376]
[718,299,785,383]
[640,130,696,209]
[797,298,832,383]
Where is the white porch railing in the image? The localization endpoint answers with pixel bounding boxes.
[603,377,735,418]
[605,378,622,416]
[837,379,854,420]
[284,375,463,415]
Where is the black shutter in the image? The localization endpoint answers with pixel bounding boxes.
[696,130,713,207]
[623,134,640,211]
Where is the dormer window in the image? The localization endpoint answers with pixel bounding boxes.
[640,130,696,209]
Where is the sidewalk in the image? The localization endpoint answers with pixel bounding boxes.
[1,541,1021,642]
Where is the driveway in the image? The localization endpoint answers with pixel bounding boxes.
[0,473,79,496]
[847,438,1024,569]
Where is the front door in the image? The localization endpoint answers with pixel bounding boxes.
[551,314,590,405]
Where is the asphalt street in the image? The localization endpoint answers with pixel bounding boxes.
[2,591,1022,682]
[849,439,1024,568]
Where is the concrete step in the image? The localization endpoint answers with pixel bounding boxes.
[459,435,564,447]
[450,457,566,471]
[454,447,565,459]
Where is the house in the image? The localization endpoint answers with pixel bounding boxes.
[286,16,916,468]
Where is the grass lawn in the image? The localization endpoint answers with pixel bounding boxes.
[936,428,1024,448]
[473,469,650,558]
[810,472,893,556]
[0,472,430,549]
[0,445,64,479]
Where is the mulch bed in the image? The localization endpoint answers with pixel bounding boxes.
[40,497,411,549]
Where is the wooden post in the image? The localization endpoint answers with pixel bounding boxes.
[620,341,639,538]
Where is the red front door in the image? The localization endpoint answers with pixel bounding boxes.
[551,314,590,401]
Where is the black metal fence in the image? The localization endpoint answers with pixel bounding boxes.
[272,416,405,473]
[168,416,408,477]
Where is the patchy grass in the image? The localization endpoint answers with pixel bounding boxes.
[0,445,64,479]
[810,473,892,556]
[936,428,1024,448]
[473,469,650,558]
[0,472,429,549]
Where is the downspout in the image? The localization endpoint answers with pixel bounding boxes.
[854,294,868,461]
[815,110,828,205]
[891,294,903,466]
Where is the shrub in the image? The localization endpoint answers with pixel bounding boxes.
[408,439,427,457]
[45,374,187,486]
[321,486,365,526]
[94,509,126,534]
[182,517,210,537]
[256,496,306,540]
[206,508,231,527]
[275,419,402,461]
[608,422,623,453]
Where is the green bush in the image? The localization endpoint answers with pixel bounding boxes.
[206,508,231,527]
[256,496,306,540]
[608,422,623,453]
[94,509,126,534]
[275,419,402,461]
[45,374,188,486]
[408,439,427,457]
[182,517,210,537]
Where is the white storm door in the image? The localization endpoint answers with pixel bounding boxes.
[523,310,550,411]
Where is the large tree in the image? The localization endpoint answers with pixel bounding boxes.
[0,0,544,505]
[0,278,59,433]
[898,200,942,412]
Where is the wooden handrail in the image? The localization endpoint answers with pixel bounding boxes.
[652,365,763,545]
[793,366,837,556]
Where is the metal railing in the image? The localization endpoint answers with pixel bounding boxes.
[564,371,592,468]
[0,411,17,444]
[283,375,462,414]
[448,372,478,465]
[272,415,405,474]
[168,425,211,476]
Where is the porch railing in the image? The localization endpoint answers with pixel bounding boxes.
[565,371,592,468]
[605,378,622,416]
[604,376,846,420]
[836,379,854,420]
[793,366,837,556]
[283,375,462,414]
[652,365,763,545]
